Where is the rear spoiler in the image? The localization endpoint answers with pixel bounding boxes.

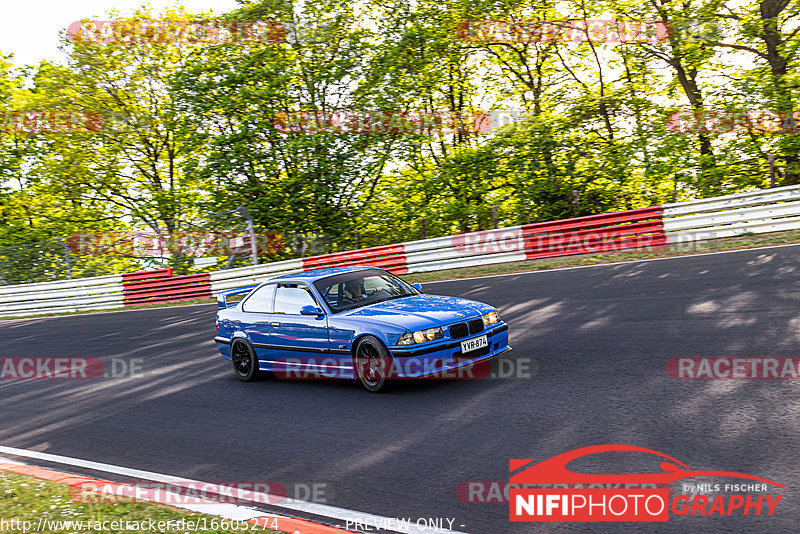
[217,285,259,309]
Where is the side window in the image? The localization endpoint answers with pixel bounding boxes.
[274,284,318,315]
[242,284,275,313]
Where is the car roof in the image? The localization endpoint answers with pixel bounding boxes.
[271,265,383,283]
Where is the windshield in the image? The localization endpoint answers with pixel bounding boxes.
[313,270,419,313]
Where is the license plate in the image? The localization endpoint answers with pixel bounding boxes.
[460,335,488,354]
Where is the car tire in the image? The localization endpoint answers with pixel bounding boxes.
[353,336,393,392]
[231,339,261,382]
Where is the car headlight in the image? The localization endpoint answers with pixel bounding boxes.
[482,311,500,326]
[397,333,415,345]
[397,327,443,345]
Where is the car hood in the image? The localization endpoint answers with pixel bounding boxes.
[342,294,492,330]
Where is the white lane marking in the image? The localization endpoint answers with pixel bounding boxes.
[422,241,800,285]
[179,503,267,521]
[0,446,468,534]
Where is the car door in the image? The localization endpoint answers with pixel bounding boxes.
[270,283,331,371]
[240,283,276,364]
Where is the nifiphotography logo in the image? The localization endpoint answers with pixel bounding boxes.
[509,445,784,522]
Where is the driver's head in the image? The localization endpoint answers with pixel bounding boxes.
[345,278,363,297]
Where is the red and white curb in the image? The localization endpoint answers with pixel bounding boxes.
[0,446,468,534]
[0,457,348,534]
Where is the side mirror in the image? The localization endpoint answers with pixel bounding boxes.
[300,305,325,316]
[412,283,423,292]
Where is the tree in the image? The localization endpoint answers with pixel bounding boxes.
[30,7,212,239]
[175,0,398,244]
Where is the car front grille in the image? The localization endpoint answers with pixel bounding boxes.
[449,323,469,339]
[450,318,485,338]
[468,318,484,334]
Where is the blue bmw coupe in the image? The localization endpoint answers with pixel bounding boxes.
[214,266,510,391]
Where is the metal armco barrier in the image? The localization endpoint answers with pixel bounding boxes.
[663,184,800,243]
[209,207,666,282]
[122,269,211,306]
[0,275,124,318]
[208,259,303,293]
[3,184,800,317]
[523,206,666,258]
[399,206,666,274]
[301,244,408,273]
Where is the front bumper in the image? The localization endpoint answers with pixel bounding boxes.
[389,323,510,378]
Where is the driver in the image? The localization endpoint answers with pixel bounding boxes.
[344,278,367,301]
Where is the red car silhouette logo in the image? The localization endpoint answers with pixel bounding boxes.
[510,444,784,487]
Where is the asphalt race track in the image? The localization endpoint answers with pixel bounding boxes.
[2,245,800,533]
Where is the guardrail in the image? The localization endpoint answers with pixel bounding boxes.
[122,269,211,306]
[206,206,665,286]
[0,275,123,318]
[4,184,800,317]
[663,184,800,242]
[208,260,303,293]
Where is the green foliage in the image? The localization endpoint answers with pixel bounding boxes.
[175,0,398,243]
[0,0,797,282]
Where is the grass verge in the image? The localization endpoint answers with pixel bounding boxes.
[4,229,800,321]
[0,470,280,533]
